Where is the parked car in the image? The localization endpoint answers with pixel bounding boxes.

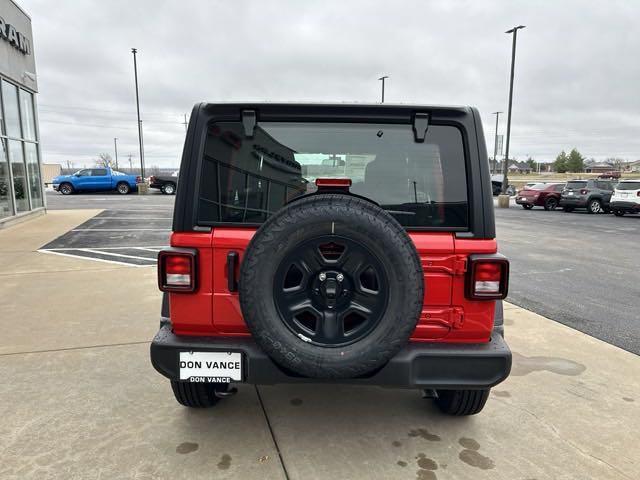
[610,179,640,216]
[598,171,621,179]
[516,183,565,210]
[52,168,140,195]
[490,174,515,196]
[559,179,614,213]
[149,171,179,195]
[150,103,511,417]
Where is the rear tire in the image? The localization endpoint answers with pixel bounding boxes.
[522,204,533,210]
[544,197,558,211]
[613,210,625,217]
[116,182,131,195]
[161,183,176,195]
[587,199,602,214]
[170,380,226,408]
[435,389,490,416]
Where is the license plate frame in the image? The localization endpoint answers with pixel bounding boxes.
[179,351,243,383]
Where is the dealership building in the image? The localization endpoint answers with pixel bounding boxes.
[0,0,43,226]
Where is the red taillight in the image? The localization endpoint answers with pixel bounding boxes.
[580,189,589,195]
[136,176,142,183]
[466,256,509,300]
[158,249,197,292]
[150,175,156,183]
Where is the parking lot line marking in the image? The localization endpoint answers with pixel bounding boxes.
[38,246,167,251]
[81,248,158,262]
[135,247,163,252]
[71,228,171,232]
[37,249,153,267]
[92,217,173,220]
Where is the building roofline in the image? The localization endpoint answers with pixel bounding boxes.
[7,0,32,20]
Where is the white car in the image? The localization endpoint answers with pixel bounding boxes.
[610,180,640,216]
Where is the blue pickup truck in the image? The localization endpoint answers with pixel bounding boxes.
[52,168,140,195]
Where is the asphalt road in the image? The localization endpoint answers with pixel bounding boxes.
[44,191,639,355]
[495,204,639,355]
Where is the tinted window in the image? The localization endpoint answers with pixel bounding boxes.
[616,182,640,190]
[553,184,565,192]
[2,81,21,139]
[91,169,107,176]
[197,122,468,228]
[566,181,587,189]
[528,183,548,190]
[595,181,612,190]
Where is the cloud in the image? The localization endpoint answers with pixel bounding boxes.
[20,0,640,168]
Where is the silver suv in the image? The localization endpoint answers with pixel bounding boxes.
[559,179,614,213]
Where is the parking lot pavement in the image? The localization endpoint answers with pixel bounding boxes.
[40,193,174,266]
[494,204,640,355]
[2,211,639,480]
[45,190,175,211]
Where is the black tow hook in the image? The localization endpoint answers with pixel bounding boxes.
[215,386,238,398]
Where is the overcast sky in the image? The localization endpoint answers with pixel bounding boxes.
[20,0,640,169]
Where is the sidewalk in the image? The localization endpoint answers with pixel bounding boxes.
[1,211,638,479]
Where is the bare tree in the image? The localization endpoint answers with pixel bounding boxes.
[95,153,114,168]
[606,157,625,171]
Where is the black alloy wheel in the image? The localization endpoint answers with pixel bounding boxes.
[273,236,389,347]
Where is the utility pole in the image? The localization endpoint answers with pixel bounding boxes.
[183,114,188,131]
[492,111,502,174]
[501,25,526,197]
[131,48,145,179]
[113,137,119,170]
[378,75,389,103]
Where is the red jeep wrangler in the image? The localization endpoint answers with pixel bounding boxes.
[151,103,511,416]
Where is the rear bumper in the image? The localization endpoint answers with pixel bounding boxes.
[515,197,540,206]
[150,322,511,390]
[559,197,588,207]
[610,201,640,211]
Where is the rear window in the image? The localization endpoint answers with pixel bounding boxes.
[197,122,468,229]
[616,181,640,190]
[566,181,587,189]
[528,183,548,190]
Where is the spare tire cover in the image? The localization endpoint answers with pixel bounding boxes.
[239,194,424,378]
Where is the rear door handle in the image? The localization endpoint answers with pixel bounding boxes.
[227,251,239,292]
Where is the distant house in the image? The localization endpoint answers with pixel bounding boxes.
[491,160,532,174]
[508,161,532,174]
[623,160,640,173]
[584,162,614,173]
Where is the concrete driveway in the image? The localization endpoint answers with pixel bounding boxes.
[1,211,638,479]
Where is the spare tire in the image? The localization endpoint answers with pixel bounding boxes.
[239,194,423,379]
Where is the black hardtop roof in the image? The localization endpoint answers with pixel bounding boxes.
[199,102,473,123]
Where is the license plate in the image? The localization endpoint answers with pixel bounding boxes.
[568,192,574,195]
[519,197,525,201]
[179,351,242,382]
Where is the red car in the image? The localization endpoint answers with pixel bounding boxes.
[516,183,565,210]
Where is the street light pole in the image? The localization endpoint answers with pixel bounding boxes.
[131,48,145,178]
[378,75,389,103]
[113,137,119,170]
[502,25,525,195]
[492,111,502,174]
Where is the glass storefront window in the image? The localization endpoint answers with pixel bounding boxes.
[20,90,37,141]
[0,139,13,218]
[2,80,22,139]
[8,140,29,212]
[24,142,42,208]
